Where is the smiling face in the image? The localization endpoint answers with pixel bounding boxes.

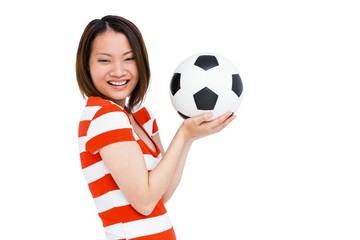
[89,30,139,107]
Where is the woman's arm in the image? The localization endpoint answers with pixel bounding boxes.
[152,132,191,203]
[100,112,235,215]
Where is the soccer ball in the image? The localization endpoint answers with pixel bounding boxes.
[169,52,243,120]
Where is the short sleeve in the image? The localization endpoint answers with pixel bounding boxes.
[86,105,135,153]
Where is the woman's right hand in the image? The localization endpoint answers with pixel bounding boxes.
[179,111,236,142]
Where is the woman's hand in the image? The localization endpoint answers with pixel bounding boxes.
[179,111,236,142]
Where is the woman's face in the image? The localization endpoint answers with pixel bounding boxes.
[89,30,139,107]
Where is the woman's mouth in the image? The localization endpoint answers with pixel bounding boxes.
[108,80,129,86]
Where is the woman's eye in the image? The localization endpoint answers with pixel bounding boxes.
[125,57,135,61]
[98,59,110,63]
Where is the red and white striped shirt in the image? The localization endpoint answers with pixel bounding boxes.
[78,96,176,240]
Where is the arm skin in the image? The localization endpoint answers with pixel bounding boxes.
[152,132,191,204]
[99,112,235,215]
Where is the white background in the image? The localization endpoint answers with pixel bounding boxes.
[1,0,359,239]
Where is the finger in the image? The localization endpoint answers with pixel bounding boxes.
[209,112,236,130]
[192,112,213,125]
[210,112,233,125]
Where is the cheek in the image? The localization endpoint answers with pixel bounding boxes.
[89,65,105,85]
[131,65,139,81]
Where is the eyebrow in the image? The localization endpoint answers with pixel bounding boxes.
[123,50,134,56]
[95,50,133,57]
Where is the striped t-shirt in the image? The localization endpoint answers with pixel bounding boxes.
[78,96,176,240]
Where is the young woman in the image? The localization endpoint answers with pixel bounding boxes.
[76,15,235,239]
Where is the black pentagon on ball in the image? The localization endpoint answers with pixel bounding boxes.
[232,74,243,97]
[194,55,219,71]
[193,87,218,110]
[170,73,181,95]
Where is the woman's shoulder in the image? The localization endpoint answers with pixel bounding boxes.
[86,96,119,107]
[85,96,125,112]
[81,96,129,122]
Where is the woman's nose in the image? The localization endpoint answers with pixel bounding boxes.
[110,62,126,77]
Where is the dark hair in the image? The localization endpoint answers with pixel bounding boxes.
[76,15,151,111]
